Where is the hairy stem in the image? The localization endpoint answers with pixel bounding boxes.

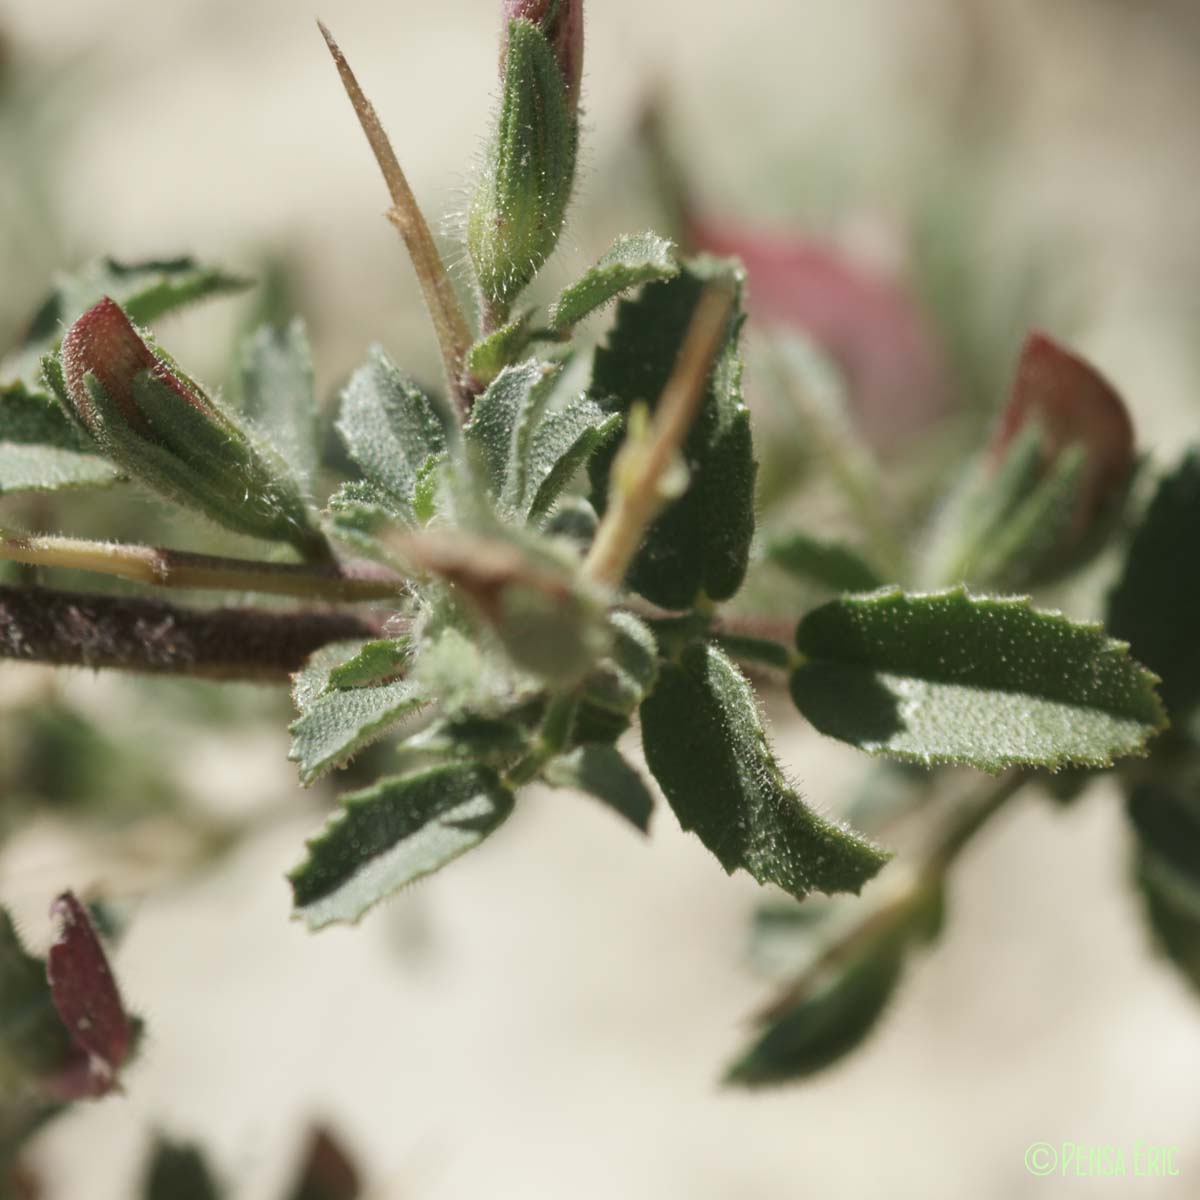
[318,21,473,412]
[583,285,734,590]
[0,586,381,682]
[0,529,404,601]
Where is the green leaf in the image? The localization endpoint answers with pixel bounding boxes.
[0,442,122,496]
[3,257,249,391]
[727,886,943,1086]
[640,642,889,900]
[1135,845,1200,996]
[324,482,395,558]
[575,612,658,743]
[766,531,885,593]
[792,587,1166,772]
[549,233,678,330]
[525,397,620,524]
[727,939,905,1087]
[327,639,408,690]
[238,319,319,488]
[466,312,535,387]
[466,360,618,524]
[0,380,122,495]
[290,682,424,786]
[588,257,756,608]
[543,744,654,832]
[142,1138,222,1200]
[1108,453,1200,723]
[289,766,515,929]
[336,349,455,523]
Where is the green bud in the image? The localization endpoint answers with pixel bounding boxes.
[468,17,580,321]
[55,298,328,558]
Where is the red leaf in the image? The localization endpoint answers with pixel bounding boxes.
[46,892,131,1095]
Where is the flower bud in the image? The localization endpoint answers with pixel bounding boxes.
[502,0,584,112]
[54,298,328,558]
[469,7,582,319]
[991,330,1135,532]
[923,330,1135,590]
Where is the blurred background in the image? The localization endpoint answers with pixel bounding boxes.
[2,0,1200,1196]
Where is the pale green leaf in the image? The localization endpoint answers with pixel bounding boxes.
[549,233,678,330]
[792,587,1166,771]
[289,766,515,929]
[238,318,319,488]
[336,348,455,523]
[289,682,424,786]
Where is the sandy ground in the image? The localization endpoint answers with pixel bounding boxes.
[3,0,1200,1196]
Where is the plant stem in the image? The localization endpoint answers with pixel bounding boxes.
[583,286,734,590]
[318,21,473,413]
[0,585,381,682]
[0,529,403,601]
[922,769,1029,879]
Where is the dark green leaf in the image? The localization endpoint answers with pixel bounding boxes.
[142,1138,221,1200]
[336,349,455,523]
[575,613,658,743]
[727,886,943,1086]
[289,766,516,929]
[1135,846,1200,996]
[792,588,1165,772]
[238,319,319,488]
[640,642,889,900]
[544,744,654,832]
[727,941,905,1086]
[1108,453,1200,723]
[549,233,678,330]
[766,531,885,593]
[588,257,755,608]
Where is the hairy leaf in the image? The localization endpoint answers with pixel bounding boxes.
[544,744,654,832]
[588,257,755,608]
[549,233,678,330]
[0,381,122,495]
[766,531,885,593]
[791,588,1165,771]
[336,349,455,523]
[640,642,889,900]
[466,312,534,387]
[1108,453,1200,722]
[575,612,658,743]
[290,682,424,786]
[289,766,515,929]
[326,639,408,690]
[239,319,319,488]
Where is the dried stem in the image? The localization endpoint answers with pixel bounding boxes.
[583,286,734,590]
[0,529,404,602]
[318,21,473,411]
[0,586,381,682]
